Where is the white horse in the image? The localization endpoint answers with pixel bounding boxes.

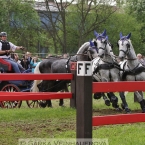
[92,29,131,112]
[118,32,145,113]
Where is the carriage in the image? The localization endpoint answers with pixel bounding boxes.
[0,58,41,108]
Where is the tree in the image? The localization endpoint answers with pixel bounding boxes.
[36,0,73,54]
[59,0,118,53]
[0,0,42,52]
[125,0,145,54]
[101,12,142,54]
[36,0,117,54]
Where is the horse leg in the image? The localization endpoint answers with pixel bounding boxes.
[93,92,110,106]
[59,83,69,107]
[107,92,122,111]
[59,99,64,106]
[46,100,52,108]
[102,93,110,106]
[39,99,52,108]
[135,91,145,113]
[58,90,64,106]
[119,92,131,113]
[94,92,102,99]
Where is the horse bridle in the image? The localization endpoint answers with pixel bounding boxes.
[118,39,137,60]
[118,39,130,56]
[96,37,113,58]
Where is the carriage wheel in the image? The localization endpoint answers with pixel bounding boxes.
[1,84,22,108]
[26,100,45,108]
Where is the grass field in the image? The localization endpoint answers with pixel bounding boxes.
[0,92,145,145]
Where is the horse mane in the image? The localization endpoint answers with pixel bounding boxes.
[128,39,134,50]
[127,39,137,58]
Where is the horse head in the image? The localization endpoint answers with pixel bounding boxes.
[94,29,112,58]
[85,40,99,60]
[118,32,132,60]
[76,40,98,61]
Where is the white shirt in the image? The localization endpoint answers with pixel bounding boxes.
[0,41,17,58]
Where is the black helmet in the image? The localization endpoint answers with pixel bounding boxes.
[0,32,7,37]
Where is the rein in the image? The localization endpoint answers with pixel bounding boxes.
[76,49,94,61]
[125,57,137,60]
[96,39,124,71]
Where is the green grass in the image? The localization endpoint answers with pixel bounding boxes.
[0,92,145,145]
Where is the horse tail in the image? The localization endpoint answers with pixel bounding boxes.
[31,62,42,92]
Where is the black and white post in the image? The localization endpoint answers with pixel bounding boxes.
[76,61,92,142]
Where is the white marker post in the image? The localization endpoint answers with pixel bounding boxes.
[76,61,92,143]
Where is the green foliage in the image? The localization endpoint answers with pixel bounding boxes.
[60,2,144,55]
[58,3,115,54]
[0,0,143,56]
[0,0,42,53]
[125,0,145,55]
[101,12,142,55]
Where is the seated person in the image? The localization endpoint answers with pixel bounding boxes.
[0,32,24,73]
[11,53,25,72]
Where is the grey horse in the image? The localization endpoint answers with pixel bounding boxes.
[93,29,128,112]
[118,32,145,113]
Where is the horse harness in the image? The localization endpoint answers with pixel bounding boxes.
[121,61,145,81]
[42,51,93,91]
[93,39,120,81]
[93,57,120,81]
[118,38,145,80]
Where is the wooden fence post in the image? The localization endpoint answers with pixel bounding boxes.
[76,61,92,143]
[70,62,77,108]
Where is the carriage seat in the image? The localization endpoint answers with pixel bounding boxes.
[0,58,12,72]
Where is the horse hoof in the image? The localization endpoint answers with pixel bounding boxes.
[59,103,64,106]
[39,102,47,108]
[112,102,119,109]
[121,103,125,110]
[93,93,102,99]
[125,108,131,113]
[141,107,145,113]
[115,107,122,112]
[105,100,110,106]
[47,105,53,108]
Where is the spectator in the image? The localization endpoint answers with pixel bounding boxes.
[46,53,52,58]
[0,32,24,73]
[26,51,32,68]
[21,54,30,70]
[137,53,145,66]
[63,53,68,58]
[30,56,40,73]
[12,53,25,72]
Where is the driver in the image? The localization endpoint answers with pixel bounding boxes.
[0,32,24,73]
